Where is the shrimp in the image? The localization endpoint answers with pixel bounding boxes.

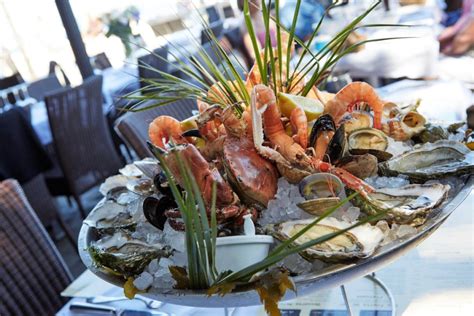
[290,107,308,149]
[251,84,311,168]
[251,84,374,194]
[324,82,383,130]
[148,116,185,149]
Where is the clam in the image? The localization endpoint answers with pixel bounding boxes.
[336,154,378,179]
[297,197,341,216]
[348,128,392,161]
[379,140,474,182]
[269,217,384,262]
[298,173,347,215]
[349,183,450,226]
[89,231,172,278]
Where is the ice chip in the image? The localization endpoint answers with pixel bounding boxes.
[133,271,153,290]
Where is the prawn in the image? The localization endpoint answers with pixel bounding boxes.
[251,84,374,194]
[324,82,383,130]
[290,107,308,149]
[149,116,185,149]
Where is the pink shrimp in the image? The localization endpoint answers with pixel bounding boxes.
[290,107,308,149]
[148,116,185,149]
[324,82,383,129]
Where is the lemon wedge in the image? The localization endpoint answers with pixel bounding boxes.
[278,92,324,121]
[180,115,198,131]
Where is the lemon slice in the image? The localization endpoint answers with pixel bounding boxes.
[180,115,198,131]
[278,92,324,121]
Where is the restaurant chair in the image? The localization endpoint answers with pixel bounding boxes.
[0,72,24,90]
[27,75,63,102]
[22,174,77,247]
[138,45,169,90]
[114,99,197,159]
[0,179,72,316]
[44,75,123,217]
[206,6,221,23]
[91,52,112,70]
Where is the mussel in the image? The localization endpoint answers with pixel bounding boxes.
[348,128,392,161]
[268,217,384,262]
[143,196,177,230]
[309,114,347,163]
[153,172,172,196]
[348,183,450,226]
[379,140,474,182]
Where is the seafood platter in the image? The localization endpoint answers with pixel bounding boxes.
[79,2,473,310]
[79,81,474,307]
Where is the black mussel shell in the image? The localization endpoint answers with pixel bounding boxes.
[153,172,172,196]
[143,196,177,230]
[324,125,347,164]
[309,114,336,148]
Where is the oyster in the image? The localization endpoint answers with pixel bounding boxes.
[349,183,450,226]
[297,197,340,216]
[84,201,136,233]
[348,128,392,161]
[341,111,372,134]
[413,124,448,144]
[379,140,474,182]
[89,231,172,278]
[269,217,384,261]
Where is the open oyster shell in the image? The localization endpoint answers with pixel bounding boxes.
[269,218,384,262]
[84,201,137,234]
[379,140,474,182]
[349,183,450,226]
[89,231,172,278]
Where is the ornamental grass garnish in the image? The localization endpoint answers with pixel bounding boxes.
[148,142,387,316]
[123,0,410,113]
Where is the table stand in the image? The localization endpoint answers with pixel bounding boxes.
[341,272,396,316]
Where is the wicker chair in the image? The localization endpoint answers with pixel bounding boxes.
[0,179,72,316]
[114,99,197,159]
[138,46,169,90]
[27,75,63,102]
[44,75,123,217]
[22,174,77,247]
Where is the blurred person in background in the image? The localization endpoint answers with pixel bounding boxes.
[279,0,327,42]
[439,0,474,55]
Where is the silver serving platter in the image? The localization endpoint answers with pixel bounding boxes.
[79,176,473,307]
